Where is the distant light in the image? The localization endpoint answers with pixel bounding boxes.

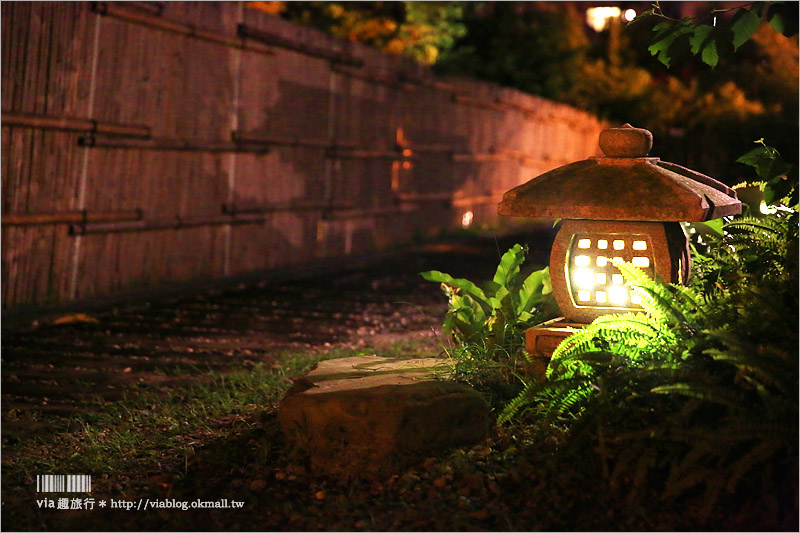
[586,6,621,32]
[461,211,473,228]
[623,9,636,22]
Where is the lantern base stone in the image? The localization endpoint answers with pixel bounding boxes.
[524,318,584,379]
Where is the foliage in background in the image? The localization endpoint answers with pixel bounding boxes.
[250,1,797,182]
[638,1,798,69]
[420,244,557,390]
[499,143,798,527]
[247,1,466,64]
[434,2,589,99]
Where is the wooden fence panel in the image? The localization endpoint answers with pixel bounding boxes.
[1,1,605,310]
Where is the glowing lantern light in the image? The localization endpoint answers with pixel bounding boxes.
[497,124,741,370]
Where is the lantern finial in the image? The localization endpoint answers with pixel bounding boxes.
[599,124,653,158]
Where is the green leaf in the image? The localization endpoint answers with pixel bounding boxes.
[688,25,718,67]
[730,9,761,50]
[768,3,799,37]
[691,219,724,237]
[420,270,491,314]
[689,25,713,54]
[517,268,547,315]
[648,21,693,67]
[492,243,525,288]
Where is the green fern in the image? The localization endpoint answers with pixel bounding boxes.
[501,199,797,524]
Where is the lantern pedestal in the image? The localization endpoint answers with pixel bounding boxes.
[524,317,583,379]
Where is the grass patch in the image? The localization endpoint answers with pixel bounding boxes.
[1,347,359,530]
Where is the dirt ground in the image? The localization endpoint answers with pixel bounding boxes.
[2,231,551,428]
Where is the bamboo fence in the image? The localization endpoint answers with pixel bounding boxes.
[1,1,605,309]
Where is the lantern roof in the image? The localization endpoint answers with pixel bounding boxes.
[498,124,741,222]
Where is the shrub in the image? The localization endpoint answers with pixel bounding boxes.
[420,244,558,391]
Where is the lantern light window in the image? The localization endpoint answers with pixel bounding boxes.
[597,256,608,267]
[632,256,650,267]
[578,239,591,248]
[613,240,625,250]
[597,240,608,249]
[609,286,627,304]
[573,269,595,288]
[595,291,607,303]
[612,256,623,264]
[575,255,591,267]
[595,272,607,284]
[633,240,647,250]
[578,290,591,302]
[611,273,623,284]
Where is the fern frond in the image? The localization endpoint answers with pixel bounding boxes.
[650,382,745,409]
[497,377,539,424]
[725,440,781,494]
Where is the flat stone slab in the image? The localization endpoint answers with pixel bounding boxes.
[278,356,491,478]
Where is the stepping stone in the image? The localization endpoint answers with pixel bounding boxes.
[278,356,491,478]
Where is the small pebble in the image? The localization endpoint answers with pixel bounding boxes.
[249,479,267,491]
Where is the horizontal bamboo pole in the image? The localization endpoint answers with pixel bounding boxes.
[400,143,456,153]
[321,206,412,221]
[124,1,164,16]
[329,64,398,87]
[2,112,151,137]
[326,147,408,160]
[451,195,504,207]
[78,135,270,153]
[91,2,274,55]
[394,192,453,204]
[2,210,142,226]
[222,202,353,214]
[451,152,514,163]
[398,74,459,94]
[231,131,333,150]
[452,94,507,112]
[70,213,266,236]
[394,191,504,208]
[237,24,362,66]
[233,132,408,159]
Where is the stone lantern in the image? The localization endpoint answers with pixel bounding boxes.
[498,124,741,370]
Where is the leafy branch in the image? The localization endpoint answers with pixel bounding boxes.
[632,1,798,68]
